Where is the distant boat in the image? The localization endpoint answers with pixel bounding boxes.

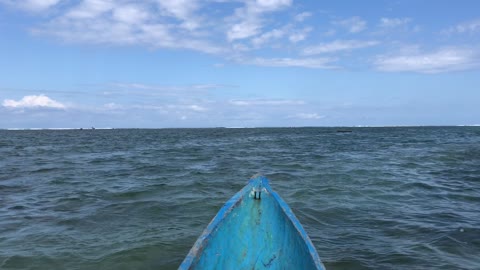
[179,175,325,270]
[336,129,352,133]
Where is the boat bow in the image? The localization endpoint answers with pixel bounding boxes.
[179,175,325,270]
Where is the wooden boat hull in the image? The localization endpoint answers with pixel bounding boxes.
[180,175,325,270]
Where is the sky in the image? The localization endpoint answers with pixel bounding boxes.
[0,0,479,128]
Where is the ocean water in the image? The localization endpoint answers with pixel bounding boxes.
[0,127,479,270]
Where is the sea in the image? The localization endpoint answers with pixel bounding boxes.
[0,127,479,270]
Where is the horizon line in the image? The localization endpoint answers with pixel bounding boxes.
[2,125,480,130]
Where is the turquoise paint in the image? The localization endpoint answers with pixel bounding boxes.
[180,175,325,270]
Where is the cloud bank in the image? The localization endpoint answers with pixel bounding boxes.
[3,95,66,109]
[1,1,479,73]
[375,47,480,73]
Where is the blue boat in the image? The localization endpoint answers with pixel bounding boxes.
[179,175,325,270]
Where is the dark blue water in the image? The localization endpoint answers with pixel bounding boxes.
[1,127,479,269]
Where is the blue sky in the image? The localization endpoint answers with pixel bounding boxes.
[1,0,479,128]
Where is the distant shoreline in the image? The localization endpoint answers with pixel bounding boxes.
[1,125,479,130]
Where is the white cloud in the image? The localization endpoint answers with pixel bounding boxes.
[229,99,305,106]
[3,95,66,109]
[250,24,312,47]
[294,12,312,22]
[334,16,366,33]
[288,33,304,43]
[375,47,480,73]
[156,0,200,30]
[112,4,149,24]
[103,102,123,110]
[26,0,60,11]
[186,105,207,112]
[444,18,480,34]
[290,113,324,119]
[231,43,251,52]
[37,2,170,45]
[149,104,208,112]
[247,57,336,68]
[28,0,224,54]
[255,0,292,10]
[289,27,312,43]
[228,20,262,41]
[192,84,230,90]
[101,82,232,99]
[379,17,411,28]
[0,0,60,12]
[1,0,317,64]
[113,82,229,91]
[226,0,292,41]
[252,28,285,46]
[6,0,456,74]
[157,0,196,19]
[102,102,208,112]
[64,0,113,19]
[303,40,379,55]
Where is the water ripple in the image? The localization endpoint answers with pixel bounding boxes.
[0,127,479,269]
